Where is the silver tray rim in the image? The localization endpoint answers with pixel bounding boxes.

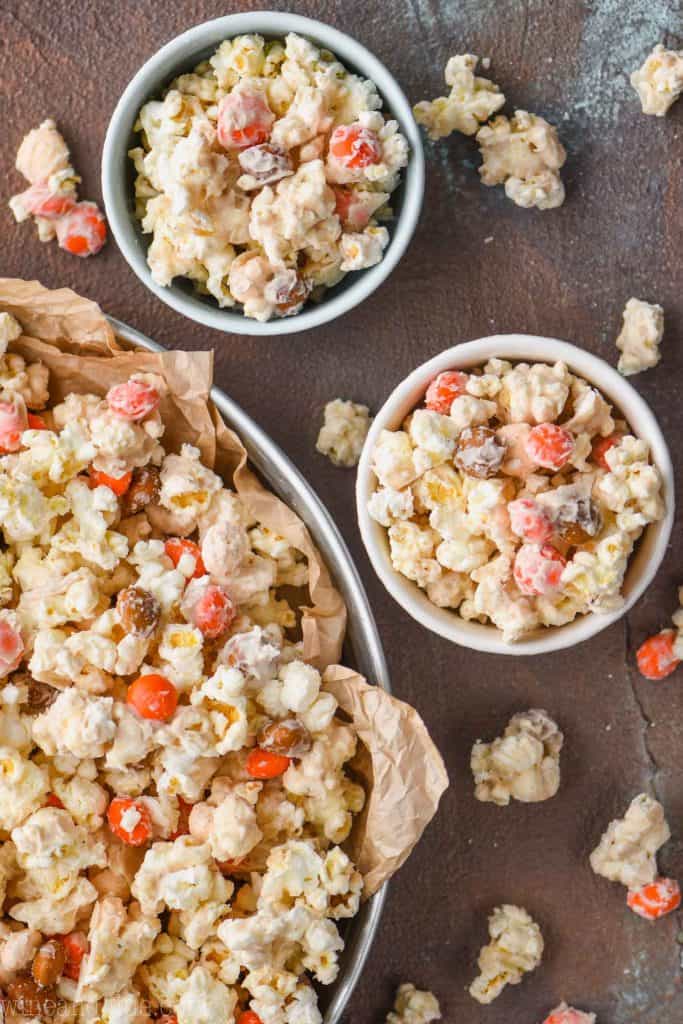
[109,316,389,1023]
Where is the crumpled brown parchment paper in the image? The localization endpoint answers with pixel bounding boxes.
[0,277,449,895]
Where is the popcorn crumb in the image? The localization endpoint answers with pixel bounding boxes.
[631,44,683,117]
[469,904,543,1004]
[414,53,505,139]
[386,982,441,1023]
[316,398,372,468]
[477,110,566,210]
[590,793,670,889]
[471,708,563,805]
[615,297,664,376]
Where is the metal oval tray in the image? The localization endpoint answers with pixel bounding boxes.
[109,317,389,1023]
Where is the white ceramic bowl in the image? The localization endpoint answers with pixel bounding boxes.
[356,334,675,656]
[102,11,424,336]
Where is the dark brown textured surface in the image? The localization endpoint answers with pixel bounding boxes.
[2,1,683,1021]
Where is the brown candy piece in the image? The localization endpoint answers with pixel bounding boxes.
[238,143,293,185]
[32,940,65,988]
[269,271,310,315]
[6,976,58,1016]
[555,495,603,545]
[116,586,161,638]
[454,426,506,479]
[120,465,160,517]
[257,718,312,758]
[25,679,59,714]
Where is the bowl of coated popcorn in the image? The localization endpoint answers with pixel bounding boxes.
[102,12,424,335]
[357,335,674,655]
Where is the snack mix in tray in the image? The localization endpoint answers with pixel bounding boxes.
[368,359,664,642]
[0,282,446,1024]
[130,32,409,321]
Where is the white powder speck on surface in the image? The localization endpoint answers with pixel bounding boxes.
[567,0,679,130]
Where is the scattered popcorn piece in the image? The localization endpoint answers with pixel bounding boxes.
[386,982,442,1023]
[477,110,566,210]
[316,398,372,468]
[469,904,544,1004]
[9,118,106,254]
[590,793,670,889]
[471,709,563,805]
[615,297,664,376]
[631,44,683,116]
[414,53,505,139]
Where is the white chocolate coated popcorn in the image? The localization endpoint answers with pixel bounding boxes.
[477,110,566,210]
[631,44,683,116]
[616,297,664,376]
[471,709,563,805]
[414,53,505,139]
[316,398,371,468]
[386,983,442,1024]
[590,793,670,889]
[469,904,544,1004]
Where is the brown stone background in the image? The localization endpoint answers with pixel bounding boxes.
[2,0,683,1021]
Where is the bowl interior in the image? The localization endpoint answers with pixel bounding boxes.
[357,335,675,655]
[103,12,424,334]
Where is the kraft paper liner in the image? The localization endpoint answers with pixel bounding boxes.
[0,277,449,893]
[324,664,449,897]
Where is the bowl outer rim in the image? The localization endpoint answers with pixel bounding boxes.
[356,333,675,656]
[101,10,425,336]
[108,314,389,1022]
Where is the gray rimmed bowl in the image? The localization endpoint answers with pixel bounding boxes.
[102,12,425,336]
[111,316,389,1022]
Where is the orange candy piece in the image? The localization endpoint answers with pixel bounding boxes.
[20,181,76,220]
[45,794,65,809]
[192,585,236,639]
[27,413,48,430]
[107,379,160,422]
[127,673,178,721]
[0,398,28,453]
[525,422,574,470]
[237,1012,264,1024]
[329,123,381,169]
[246,748,291,780]
[217,91,274,149]
[165,538,206,578]
[627,877,681,919]
[543,1004,596,1024]
[55,201,107,257]
[0,618,24,675]
[90,468,133,496]
[591,433,620,471]
[425,371,469,415]
[513,543,566,596]
[58,932,88,981]
[636,630,681,680]
[107,797,153,846]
